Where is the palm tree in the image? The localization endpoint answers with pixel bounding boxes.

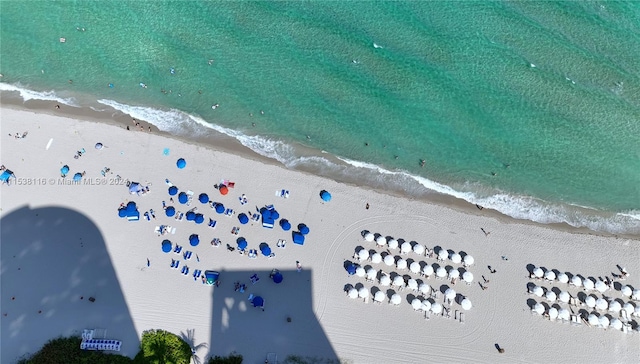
[180,328,208,364]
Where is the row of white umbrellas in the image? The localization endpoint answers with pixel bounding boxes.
[531,266,639,299]
[534,302,638,332]
[362,252,474,283]
[529,286,640,317]
[362,233,474,266]
[348,282,473,312]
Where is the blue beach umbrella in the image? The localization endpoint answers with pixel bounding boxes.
[198,193,209,204]
[346,263,357,275]
[272,272,283,284]
[161,240,172,253]
[238,213,249,225]
[165,206,176,217]
[214,203,225,214]
[186,211,196,221]
[176,158,186,169]
[194,214,204,224]
[279,219,291,231]
[237,237,247,250]
[271,210,280,220]
[320,190,332,202]
[126,201,137,212]
[73,173,82,182]
[118,208,127,218]
[168,186,178,196]
[178,192,188,204]
[260,243,272,257]
[60,165,69,176]
[189,234,199,247]
[298,223,310,235]
[252,296,264,308]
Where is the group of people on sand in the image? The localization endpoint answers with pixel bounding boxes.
[8,131,28,139]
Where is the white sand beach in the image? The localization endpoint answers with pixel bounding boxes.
[1,106,639,364]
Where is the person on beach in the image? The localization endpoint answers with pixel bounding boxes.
[296,261,302,272]
[481,228,490,236]
[366,203,370,210]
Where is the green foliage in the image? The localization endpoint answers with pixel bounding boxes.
[207,351,243,364]
[133,329,192,364]
[16,336,132,364]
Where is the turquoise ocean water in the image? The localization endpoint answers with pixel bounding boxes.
[1,1,639,234]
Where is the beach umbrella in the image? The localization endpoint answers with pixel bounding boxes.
[595,280,608,293]
[557,273,569,284]
[73,173,82,182]
[421,300,432,312]
[346,263,357,275]
[366,268,377,281]
[422,264,434,277]
[558,291,570,303]
[596,298,608,311]
[611,318,622,331]
[400,242,412,254]
[279,219,291,231]
[194,214,204,224]
[374,291,385,303]
[364,232,374,242]
[436,267,447,278]
[392,276,405,289]
[388,239,398,250]
[126,201,137,211]
[168,186,178,195]
[409,262,421,274]
[260,245,272,256]
[587,314,599,326]
[238,213,249,224]
[461,298,472,311]
[358,249,369,261]
[320,190,332,202]
[176,158,186,169]
[384,255,395,266]
[252,296,264,309]
[548,307,558,321]
[585,295,596,308]
[545,291,557,302]
[463,255,474,266]
[450,253,462,264]
[621,285,632,297]
[533,303,545,315]
[376,236,386,247]
[390,294,401,305]
[186,211,196,221]
[598,315,609,329]
[272,272,283,284]
[214,203,225,214]
[396,258,407,270]
[609,300,622,313]
[271,210,280,220]
[431,302,443,314]
[161,240,172,253]
[448,268,460,280]
[533,267,544,278]
[623,302,635,315]
[633,289,640,300]
[219,185,228,195]
[298,224,310,235]
[237,237,247,250]
[355,267,366,278]
[463,271,474,284]
[198,193,209,204]
[411,298,422,311]
[379,274,391,286]
[60,165,69,176]
[444,288,456,301]
[95,142,104,150]
[348,288,358,299]
[358,287,369,299]
[544,271,556,281]
[438,249,448,261]
[407,279,418,291]
[558,308,570,321]
[189,234,199,247]
[583,278,595,291]
[165,206,176,217]
[532,286,544,298]
[178,192,188,204]
[419,283,431,295]
[371,253,382,264]
[413,244,425,255]
[571,275,582,287]
[118,208,127,218]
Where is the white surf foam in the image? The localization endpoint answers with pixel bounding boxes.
[0,82,78,106]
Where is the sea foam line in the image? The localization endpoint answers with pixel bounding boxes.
[0,82,79,106]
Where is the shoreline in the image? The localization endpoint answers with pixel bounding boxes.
[2,92,636,241]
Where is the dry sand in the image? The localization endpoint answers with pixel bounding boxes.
[1,106,639,364]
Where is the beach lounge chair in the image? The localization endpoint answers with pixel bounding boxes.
[209,219,217,228]
[425,310,431,320]
[248,249,257,259]
[82,329,94,341]
[225,208,234,216]
[277,239,286,248]
[460,312,465,324]
[570,315,581,326]
[250,274,260,284]
[248,293,254,301]
[174,245,183,254]
[184,251,192,260]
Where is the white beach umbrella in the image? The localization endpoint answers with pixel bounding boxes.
[532,286,544,298]
[401,242,412,254]
[411,298,422,311]
[418,283,431,295]
[450,253,462,264]
[364,232,374,242]
[610,318,623,331]
[444,288,456,301]
[413,244,425,256]
[583,278,595,291]
[632,289,640,300]
[623,302,635,315]
[379,274,391,286]
[438,249,448,261]
[374,290,385,303]
[392,276,405,289]
[587,313,599,326]
[585,295,596,308]
[595,280,608,293]
[366,268,378,281]
[461,298,472,311]
[548,307,558,321]
[621,285,632,297]
[533,303,545,315]
[384,255,395,266]
[355,266,366,278]
[571,275,582,287]
[431,302,443,314]
[448,268,460,280]
[390,294,401,305]
[545,291,557,302]
[376,236,387,247]
[409,262,421,274]
[371,253,382,264]
[348,288,358,299]
[463,271,474,284]
[388,239,399,250]
[407,278,418,291]
[422,264,434,277]
[396,258,407,270]
[358,287,369,299]
[598,315,610,329]
[463,255,474,266]
[358,249,369,261]
[558,308,570,321]
[609,300,621,314]
[544,270,556,281]
[596,298,608,311]
[421,299,431,312]
[557,272,569,284]
[436,267,447,278]
[558,291,570,303]
[533,267,544,278]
